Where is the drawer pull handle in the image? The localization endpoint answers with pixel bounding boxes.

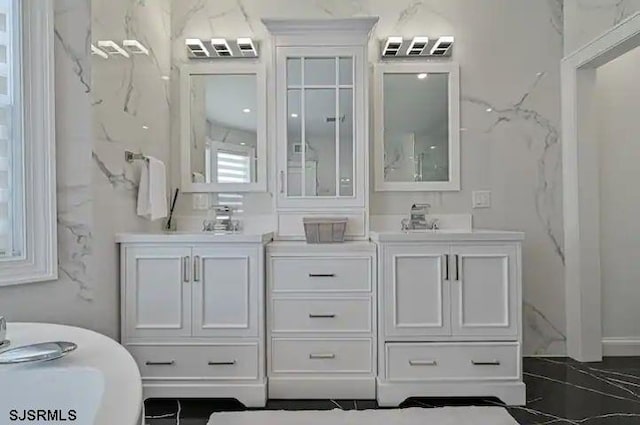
[409,360,438,366]
[309,353,336,359]
[309,313,336,318]
[471,360,501,366]
[208,360,237,366]
[309,273,335,278]
[145,361,175,366]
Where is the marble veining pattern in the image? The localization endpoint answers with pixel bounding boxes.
[144,358,640,424]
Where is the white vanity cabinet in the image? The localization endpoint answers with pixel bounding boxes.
[117,233,272,407]
[262,18,378,239]
[266,242,377,399]
[372,231,526,407]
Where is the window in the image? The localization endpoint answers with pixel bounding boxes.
[0,0,56,286]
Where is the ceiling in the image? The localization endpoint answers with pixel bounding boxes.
[203,75,257,132]
[383,72,449,134]
[200,71,448,139]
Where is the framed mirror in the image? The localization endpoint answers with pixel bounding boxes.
[374,62,460,191]
[180,63,266,192]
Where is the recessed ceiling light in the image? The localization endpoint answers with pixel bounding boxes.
[91,44,109,59]
[142,125,149,130]
[211,38,233,57]
[236,37,257,57]
[243,108,251,113]
[97,40,130,58]
[417,73,428,80]
[161,75,170,81]
[430,36,454,56]
[406,36,429,56]
[486,108,493,112]
[123,39,149,55]
[430,145,436,150]
[291,113,298,118]
[382,36,403,57]
[240,142,246,146]
[185,38,210,57]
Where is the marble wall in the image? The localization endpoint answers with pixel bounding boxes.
[9,0,634,356]
[0,0,101,332]
[565,0,640,53]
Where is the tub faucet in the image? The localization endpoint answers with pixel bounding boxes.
[0,316,7,348]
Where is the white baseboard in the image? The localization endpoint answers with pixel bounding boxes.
[602,337,640,356]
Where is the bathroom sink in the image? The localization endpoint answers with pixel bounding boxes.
[0,366,104,424]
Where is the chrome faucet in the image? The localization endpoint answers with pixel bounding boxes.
[401,203,439,231]
[0,316,8,349]
[203,205,240,233]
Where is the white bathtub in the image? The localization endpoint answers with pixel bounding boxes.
[0,323,142,425]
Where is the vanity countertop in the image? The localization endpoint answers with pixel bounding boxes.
[115,231,274,244]
[369,229,524,242]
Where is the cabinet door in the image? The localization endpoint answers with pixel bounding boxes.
[276,46,366,209]
[450,244,518,337]
[192,247,258,337]
[124,246,192,339]
[383,244,451,337]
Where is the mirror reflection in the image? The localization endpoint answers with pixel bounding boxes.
[285,56,354,198]
[189,74,257,184]
[383,72,449,183]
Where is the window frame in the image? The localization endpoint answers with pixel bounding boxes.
[0,0,56,286]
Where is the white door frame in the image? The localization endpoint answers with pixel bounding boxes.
[562,12,640,362]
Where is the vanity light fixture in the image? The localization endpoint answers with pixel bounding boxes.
[236,37,257,57]
[430,36,454,56]
[123,39,149,55]
[97,40,130,58]
[417,73,428,79]
[211,38,233,57]
[382,36,403,56]
[406,36,429,56]
[186,38,210,57]
[91,44,109,59]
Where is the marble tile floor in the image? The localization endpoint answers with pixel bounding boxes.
[145,357,640,424]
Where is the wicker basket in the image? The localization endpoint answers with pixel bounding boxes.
[303,217,348,244]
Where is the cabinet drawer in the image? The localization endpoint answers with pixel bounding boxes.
[386,342,519,381]
[271,257,371,292]
[128,344,258,380]
[271,338,372,374]
[272,297,372,333]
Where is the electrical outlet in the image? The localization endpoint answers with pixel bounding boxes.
[472,190,491,209]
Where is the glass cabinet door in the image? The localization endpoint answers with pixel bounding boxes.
[282,53,355,200]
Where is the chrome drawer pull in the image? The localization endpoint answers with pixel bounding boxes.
[208,360,237,366]
[309,353,336,359]
[409,360,437,366]
[145,360,175,366]
[471,360,501,366]
[309,273,335,278]
[309,313,336,318]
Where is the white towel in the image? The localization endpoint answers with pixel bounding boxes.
[137,156,168,221]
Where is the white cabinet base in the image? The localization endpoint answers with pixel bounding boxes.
[269,377,375,399]
[376,380,526,407]
[142,381,267,407]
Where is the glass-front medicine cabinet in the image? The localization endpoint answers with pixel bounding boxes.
[180,63,266,192]
[374,62,460,191]
[276,46,367,209]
